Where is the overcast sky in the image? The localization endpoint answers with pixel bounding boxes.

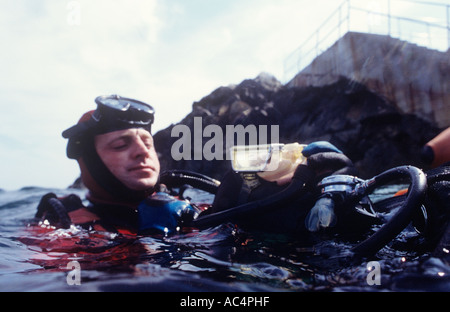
[0,0,448,190]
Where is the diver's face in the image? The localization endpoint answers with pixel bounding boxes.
[95,128,160,191]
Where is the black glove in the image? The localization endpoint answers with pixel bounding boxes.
[303,141,357,182]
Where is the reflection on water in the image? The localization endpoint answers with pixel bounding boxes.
[0,186,449,292]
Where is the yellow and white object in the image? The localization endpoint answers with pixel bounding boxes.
[230,143,307,182]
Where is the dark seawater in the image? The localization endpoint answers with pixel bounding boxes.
[0,186,449,292]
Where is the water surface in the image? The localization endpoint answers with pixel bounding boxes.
[0,186,449,292]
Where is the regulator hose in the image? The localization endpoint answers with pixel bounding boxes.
[351,166,428,256]
[159,170,221,195]
[35,193,72,229]
[191,165,316,229]
[47,198,73,229]
[165,166,427,257]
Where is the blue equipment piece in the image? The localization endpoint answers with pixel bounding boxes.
[302,141,343,157]
[138,192,200,234]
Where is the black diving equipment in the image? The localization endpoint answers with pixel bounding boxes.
[189,141,353,230]
[159,170,221,196]
[305,175,376,232]
[191,164,316,229]
[306,166,428,256]
[163,164,428,257]
[155,137,431,257]
[35,193,73,230]
[62,95,155,159]
[92,95,155,128]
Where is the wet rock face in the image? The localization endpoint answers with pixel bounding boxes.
[153,74,440,181]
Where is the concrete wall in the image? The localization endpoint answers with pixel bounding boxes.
[287,32,450,129]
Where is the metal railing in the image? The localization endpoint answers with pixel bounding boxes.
[283,0,450,83]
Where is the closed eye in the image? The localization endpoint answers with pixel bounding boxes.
[109,138,130,151]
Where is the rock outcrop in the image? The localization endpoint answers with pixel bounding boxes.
[154,73,440,181]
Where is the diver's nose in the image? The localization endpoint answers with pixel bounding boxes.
[131,135,151,160]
